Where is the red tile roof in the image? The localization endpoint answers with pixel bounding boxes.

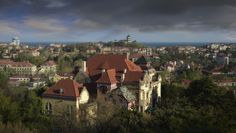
[86,54,144,83]
[42,79,83,100]
[0,59,34,67]
[123,71,144,83]
[87,54,142,75]
[0,59,14,65]
[96,69,118,84]
[43,60,56,66]
[12,61,34,67]
[99,61,110,70]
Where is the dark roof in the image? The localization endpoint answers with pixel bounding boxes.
[135,56,151,64]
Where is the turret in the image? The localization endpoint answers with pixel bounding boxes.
[158,75,162,82]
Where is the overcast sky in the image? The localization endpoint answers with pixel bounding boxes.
[1,0,236,42]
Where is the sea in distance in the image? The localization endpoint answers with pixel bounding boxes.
[22,41,235,47]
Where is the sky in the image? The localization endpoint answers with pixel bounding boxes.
[1,0,236,42]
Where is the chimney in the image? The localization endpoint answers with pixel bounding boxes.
[82,61,86,72]
[123,68,127,74]
[121,69,126,82]
[121,73,125,82]
[158,75,162,82]
[126,52,130,59]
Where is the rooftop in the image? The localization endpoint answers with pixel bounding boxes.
[42,79,83,100]
[96,69,118,84]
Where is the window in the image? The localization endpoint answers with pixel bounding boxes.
[113,99,116,104]
[119,98,123,103]
[140,106,143,112]
[140,91,143,100]
[45,102,52,114]
[68,105,73,114]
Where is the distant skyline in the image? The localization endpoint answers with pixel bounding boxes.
[1,0,236,42]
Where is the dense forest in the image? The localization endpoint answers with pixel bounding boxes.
[0,70,235,133]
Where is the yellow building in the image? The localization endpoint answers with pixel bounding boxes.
[48,73,73,83]
[39,60,57,75]
[42,79,90,118]
[0,59,36,75]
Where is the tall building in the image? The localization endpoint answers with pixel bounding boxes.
[126,35,132,43]
[11,37,20,46]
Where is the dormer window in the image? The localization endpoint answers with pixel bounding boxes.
[59,88,64,94]
[102,69,106,73]
[123,69,127,73]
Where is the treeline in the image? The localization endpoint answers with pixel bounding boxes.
[104,41,144,48]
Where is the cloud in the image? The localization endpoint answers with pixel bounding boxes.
[0,21,19,34]
[45,0,67,8]
[73,19,105,31]
[1,0,236,33]
[23,17,68,33]
[1,0,236,41]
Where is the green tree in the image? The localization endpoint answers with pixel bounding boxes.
[75,72,90,83]
[0,91,20,123]
[185,77,226,107]
[57,54,73,73]
[0,122,33,133]
[0,71,9,89]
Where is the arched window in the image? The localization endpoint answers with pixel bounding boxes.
[45,102,52,114]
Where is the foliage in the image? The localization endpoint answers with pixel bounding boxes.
[75,71,90,83]
[0,122,33,133]
[14,52,46,66]
[177,69,203,81]
[0,84,51,132]
[0,71,9,89]
[104,41,144,48]
[57,54,73,73]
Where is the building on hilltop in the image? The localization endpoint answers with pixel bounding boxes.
[126,34,132,44]
[82,54,162,112]
[11,37,20,46]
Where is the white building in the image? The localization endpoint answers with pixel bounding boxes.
[11,37,20,46]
